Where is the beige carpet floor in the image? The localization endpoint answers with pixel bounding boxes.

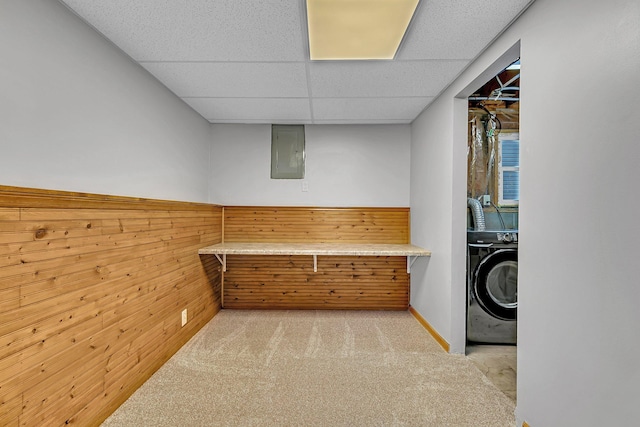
[102,310,515,426]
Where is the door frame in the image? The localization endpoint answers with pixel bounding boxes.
[453,41,521,353]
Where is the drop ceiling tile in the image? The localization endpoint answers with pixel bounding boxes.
[308,60,467,98]
[60,0,307,61]
[142,62,309,98]
[400,0,533,60]
[313,97,433,121]
[58,0,534,125]
[184,98,312,123]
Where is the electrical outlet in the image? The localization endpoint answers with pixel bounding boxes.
[301,181,309,192]
[181,309,187,327]
[482,195,491,207]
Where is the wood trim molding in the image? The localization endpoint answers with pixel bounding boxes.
[221,206,225,242]
[408,306,450,352]
[0,185,221,210]
[224,205,410,211]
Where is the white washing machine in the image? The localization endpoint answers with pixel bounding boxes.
[467,230,518,344]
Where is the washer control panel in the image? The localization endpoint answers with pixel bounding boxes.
[468,230,519,244]
[497,232,518,243]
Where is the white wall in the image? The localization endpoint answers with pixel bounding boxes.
[409,96,455,347]
[0,0,212,203]
[210,124,410,207]
[410,0,640,425]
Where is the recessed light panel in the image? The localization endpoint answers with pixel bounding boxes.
[307,0,420,60]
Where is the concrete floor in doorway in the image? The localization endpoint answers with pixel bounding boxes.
[466,344,517,402]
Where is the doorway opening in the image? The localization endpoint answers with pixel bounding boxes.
[465,57,520,403]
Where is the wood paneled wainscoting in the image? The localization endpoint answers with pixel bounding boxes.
[217,206,419,310]
[223,206,410,244]
[0,186,223,426]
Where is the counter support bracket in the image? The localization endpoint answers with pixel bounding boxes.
[407,256,419,274]
[215,254,227,272]
[199,244,431,275]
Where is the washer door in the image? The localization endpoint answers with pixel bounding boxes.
[473,248,518,320]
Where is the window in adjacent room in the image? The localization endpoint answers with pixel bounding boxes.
[497,133,519,206]
[271,125,305,179]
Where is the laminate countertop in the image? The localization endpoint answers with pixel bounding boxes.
[198,242,431,257]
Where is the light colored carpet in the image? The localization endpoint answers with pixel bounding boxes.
[102,310,515,426]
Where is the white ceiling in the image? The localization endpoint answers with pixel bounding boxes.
[59,0,533,125]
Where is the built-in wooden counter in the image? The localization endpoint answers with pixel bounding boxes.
[201,206,427,310]
[199,242,431,273]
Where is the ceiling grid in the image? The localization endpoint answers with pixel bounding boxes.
[59,0,534,125]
